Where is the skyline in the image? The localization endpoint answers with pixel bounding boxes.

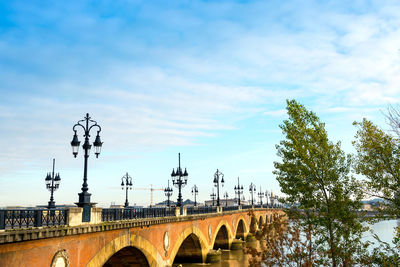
[1,0,400,207]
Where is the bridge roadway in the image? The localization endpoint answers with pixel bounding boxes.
[0,205,283,267]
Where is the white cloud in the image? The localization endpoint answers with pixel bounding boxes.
[1,1,400,206]
[263,109,287,117]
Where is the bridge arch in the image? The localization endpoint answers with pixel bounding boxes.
[211,220,234,250]
[86,234,162,267]
[103,246,149,266]
[169,226,209,265]
[259,215,264,227]
[235,216,248,240]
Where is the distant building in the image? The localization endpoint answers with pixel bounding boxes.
[2,204,75,210]
[109,204,144,209]
[35,204,75,209]
[153,200,174,208]
[362,203,373,211]
[204,198,248,207]
[109,204,124,209]
[153,199,200,207]
[361,198,386,211]
[3,206,26,210]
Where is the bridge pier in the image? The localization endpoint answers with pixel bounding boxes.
[67,207,102,227]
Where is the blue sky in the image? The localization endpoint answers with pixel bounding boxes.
[0,0,400,207]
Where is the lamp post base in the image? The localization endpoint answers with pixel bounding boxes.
[47,201,56,209]
[77,192,92,206]
[76,192,96,222]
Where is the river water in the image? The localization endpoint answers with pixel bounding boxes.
[175,220,399,267]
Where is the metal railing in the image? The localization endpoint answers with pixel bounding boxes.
[0,209,68,230]
[222,205,239,211]
[41,209,68,226]
[101,207,175,222]
[0,204,276,229]
[186,206,217,215]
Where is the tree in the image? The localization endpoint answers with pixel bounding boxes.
[274,100,366,267]
[245,210,318,267]
[353,118,400,218]
[383,104,400,138]
[352,109,400,265]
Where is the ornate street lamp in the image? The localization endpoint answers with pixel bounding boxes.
[191,185,198,206]
[272,193,279,208]
[164,180,173,207]
[265,190,270,207]
[270,191,275,207]
[213,169,224,206]
[171,153,188,207]
[70,113,103,221]
[234,177,244,206]
[121,172,133,208]
[210,188,216,206]
[45,158,61,209]
[223,191,229,207]
[249,182,256,205]
[258,186,264,205]
[276,195,280,208]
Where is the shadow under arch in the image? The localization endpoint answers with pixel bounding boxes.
[211,220,234,250]
[169,226,209,265]
[259,215,264,227]
[103,246,149,267]
[173,234,203,264]
[235,217,248,240]
[213,225,230,249]
[86,234,161,267]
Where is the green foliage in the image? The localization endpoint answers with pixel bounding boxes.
[245,210,318,267]
[353,117,400,264]
[274,99,366,267]
[368,229,400,266]
[353,118,400,217]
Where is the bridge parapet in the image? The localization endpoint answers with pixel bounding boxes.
[0,206,279,245]
[0,205,281,231]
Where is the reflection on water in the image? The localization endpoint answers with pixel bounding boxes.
[173,248,250,267]
[363,219,398,247]
[177,220,399,267]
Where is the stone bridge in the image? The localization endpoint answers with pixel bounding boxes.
[0,206,284,267]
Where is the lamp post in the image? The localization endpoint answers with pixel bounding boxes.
[164,180,173,207]
[171,153,188,207]
[234,177,244,206]
[249,183,256,205]
[70,113,103,221]
[191,185,198,206]
[210,188,216,206]
[213,169,224,206]
[223,191,229,207]
[121,172,133,208]
[270,191,274,207]
[257,186,264,205]
[265,190,269,207]
[45,158,61,209]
